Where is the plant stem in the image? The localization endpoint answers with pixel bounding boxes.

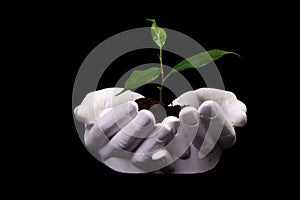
[159,47,164,104]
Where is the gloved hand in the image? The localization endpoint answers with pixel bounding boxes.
[74,87,247,173]
[163,88,247,173]
[74,88,194,173]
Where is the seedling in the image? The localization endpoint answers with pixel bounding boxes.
[117,19,239,104]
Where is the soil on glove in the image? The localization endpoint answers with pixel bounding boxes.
[135,98,181,118]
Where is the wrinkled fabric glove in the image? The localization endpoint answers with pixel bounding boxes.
[74,87,247,173]
[74,88,179,173]
[164,88,247,173]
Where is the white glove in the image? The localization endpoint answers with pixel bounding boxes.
[162,88,247,173]
[74,88,183,173]
[74,88,247,173]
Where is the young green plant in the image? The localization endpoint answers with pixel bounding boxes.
[116,19,240,104]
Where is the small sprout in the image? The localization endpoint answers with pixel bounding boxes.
[117,19,240,104]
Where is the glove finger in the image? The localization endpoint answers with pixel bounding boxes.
[165,106,199,160]
[195,88,236,104]
[99,110,155,161]
[172,91,199,108]
[237,100,247,112]
[194,88,247,127]
[226,100,247,127]
[74,88,143,124]
[74,91,101,124]
[84,101,138,151]
[195,101,236,158]
[131,117,179,171]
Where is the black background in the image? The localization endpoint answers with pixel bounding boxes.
[2,0,299,191]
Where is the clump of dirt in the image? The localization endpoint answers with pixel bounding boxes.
[135,98,181,118]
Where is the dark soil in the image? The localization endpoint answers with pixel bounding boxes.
[135,98,181,118]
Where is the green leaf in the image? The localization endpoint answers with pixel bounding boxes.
[147,19,167,48]
[116,67,161,96]
[172,49,240,73]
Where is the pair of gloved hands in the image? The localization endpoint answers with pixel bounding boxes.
[74,88,247,173]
